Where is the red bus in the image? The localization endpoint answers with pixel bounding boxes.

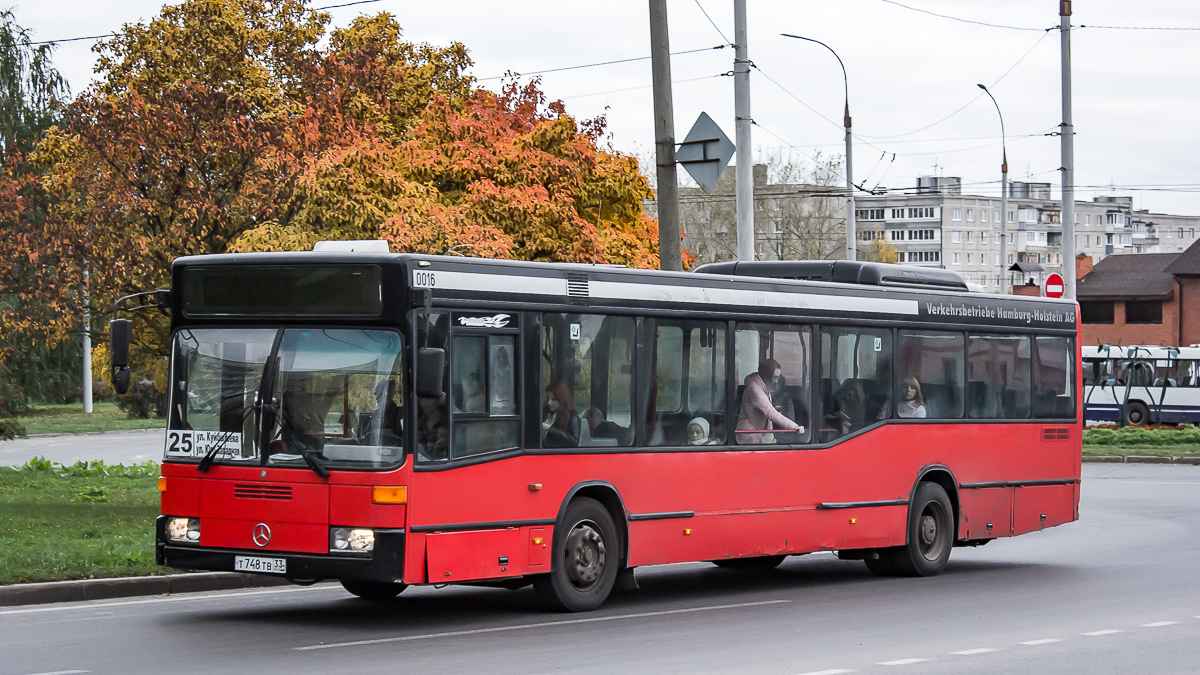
[112,251,1081,611]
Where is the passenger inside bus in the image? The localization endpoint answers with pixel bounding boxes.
[736,359,803,444]
[687,416,717,445]
[543,381,581,448]
[897,377,927,418]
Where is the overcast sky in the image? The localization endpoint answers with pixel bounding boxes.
[18,0,1200,215]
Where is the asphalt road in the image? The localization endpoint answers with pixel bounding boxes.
[0,429,165,467]
[3,463,1199,675]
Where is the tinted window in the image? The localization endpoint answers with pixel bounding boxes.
[735,323,811,444]
[819,327,892,441]
[645,319,726,446]
[967,335,1030,418]
[415,311,450,461]
[1033,336,1075,418]
[1080,301,1114,324]
[450,334,519,458]
[1125,301,1162,324]
[182,265,382,317]
[543,314,636,448]
[898,331,965,419]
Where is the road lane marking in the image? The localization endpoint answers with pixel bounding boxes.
[1083,630,1121,636]
[0,584,339,616]
[20,670,89,675]
[877,658,932,666]
[796,670,856,675]
[297,599,790,651]
[1141,621,1178,627]
[950,648,999,655]
[1019,639,1061,645]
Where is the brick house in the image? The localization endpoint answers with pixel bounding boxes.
[1077,238,1200,347]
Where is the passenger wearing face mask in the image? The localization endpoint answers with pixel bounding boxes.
[686,417,717,445]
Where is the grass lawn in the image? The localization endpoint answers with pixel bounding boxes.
[1082,444,1200,457]
[0,463,166,584]
[19,402,165,436]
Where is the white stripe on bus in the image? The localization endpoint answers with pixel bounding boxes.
[588,280,919,315]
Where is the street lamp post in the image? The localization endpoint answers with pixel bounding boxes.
[781,34,855,261]
[977,83,1008,294]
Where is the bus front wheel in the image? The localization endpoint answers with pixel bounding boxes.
[339,579,406,600]
[535,497,620,612]
[888,481,954,577]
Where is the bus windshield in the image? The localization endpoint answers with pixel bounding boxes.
[167,328,405,470]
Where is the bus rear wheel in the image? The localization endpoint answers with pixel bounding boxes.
[339,579,406,600]
[535,497,620,612]
[1126,401,1150,426]
[712,555,786,571]
[888,481,954,577]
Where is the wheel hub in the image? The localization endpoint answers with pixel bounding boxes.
[564,520,606,588]
[920,514,937,546]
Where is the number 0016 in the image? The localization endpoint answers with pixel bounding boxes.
[413,271,436,288]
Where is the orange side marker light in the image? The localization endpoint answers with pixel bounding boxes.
[372,485,407,504]
[157,477,167,493]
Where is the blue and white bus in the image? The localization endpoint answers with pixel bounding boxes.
[1083,345,1200,425]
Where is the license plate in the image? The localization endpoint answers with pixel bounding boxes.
[234,556,287,574]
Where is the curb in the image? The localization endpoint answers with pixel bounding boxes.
[22,427,167,440]
[0,572,291,608]
[1082,455,1200,464]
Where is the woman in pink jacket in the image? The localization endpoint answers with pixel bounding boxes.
[736,359,803,444]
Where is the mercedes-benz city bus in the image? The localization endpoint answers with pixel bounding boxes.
[110,248,1081,611]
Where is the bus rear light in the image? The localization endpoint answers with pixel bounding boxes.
[167,517,200,543]
[330,527,374,553]
[157,477,167,493]
[372,486,407,504]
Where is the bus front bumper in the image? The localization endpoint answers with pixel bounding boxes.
[156,518,406,583]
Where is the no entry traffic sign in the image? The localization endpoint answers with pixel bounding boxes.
[1044,273,1065,298]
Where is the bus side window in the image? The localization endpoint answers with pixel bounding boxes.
[968,335,1031,419]
[818,326,892,441]
[542,314,636,448]
[734,323,811,445]
[898,330,965,420]
[644,319,726,447]
[1033,336,1075,418]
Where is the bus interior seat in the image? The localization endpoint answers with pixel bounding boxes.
[578,421,619,447]
[858,379,889,420]
[820,377,838,417]
[922,382,961,419]
[967,381,994,418]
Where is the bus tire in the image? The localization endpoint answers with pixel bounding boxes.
[711,555,786,571]
[534,497,619,612]
[1126,401,1150,426]
[339,579,406,600]
[890,482,954,577]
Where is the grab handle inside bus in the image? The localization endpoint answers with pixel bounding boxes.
[417,348,446,398]
[109,318,132,395]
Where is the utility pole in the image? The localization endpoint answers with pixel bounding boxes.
[1060,0,1076,298]
[978,84,1008,294]
[649,0,681,271]
[82,264,92,414]
[733,0,754,262]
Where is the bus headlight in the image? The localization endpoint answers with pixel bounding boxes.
[330,527,374,553]
[167,517,200,543]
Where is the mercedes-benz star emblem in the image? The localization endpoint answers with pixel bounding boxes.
[252,523,271,547]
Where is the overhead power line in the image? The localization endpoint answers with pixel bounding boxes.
[877,0,1051,32]
[693,0,733,46]
[476,45,727,82]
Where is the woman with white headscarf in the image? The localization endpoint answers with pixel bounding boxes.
[687,417,717,445]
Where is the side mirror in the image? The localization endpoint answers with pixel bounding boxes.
[110,318,133,395]
[416,348,445,399]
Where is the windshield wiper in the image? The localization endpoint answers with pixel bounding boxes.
[196,405,256,473]
[277,407,330,478]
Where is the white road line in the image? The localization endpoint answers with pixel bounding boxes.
[0,584,338,616]
[950,648,999,655]
[1141,621,1178,627]
[19,670,89,675]
[1083,630,1122,636]
[1019,638,1062,645]
[796,670,856,675]
[877,658,932,666]
[296,599,790,651]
